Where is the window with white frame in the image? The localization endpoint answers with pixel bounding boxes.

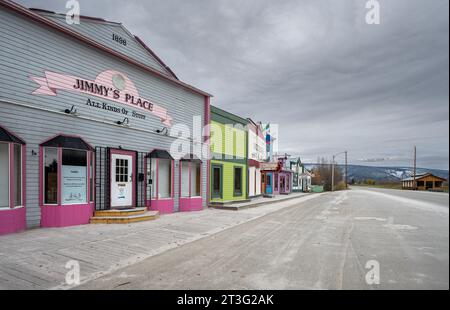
[147,158,172,199]
[180,161,201,198]
[180,161,190,197]
[158,159,172,198]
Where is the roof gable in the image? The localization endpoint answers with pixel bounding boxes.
[0,125,25,144]
[31,10,178,80]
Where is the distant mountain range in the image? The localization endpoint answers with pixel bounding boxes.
[304,164,449,183]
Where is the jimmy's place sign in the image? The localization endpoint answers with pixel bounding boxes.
[30,70,173,126]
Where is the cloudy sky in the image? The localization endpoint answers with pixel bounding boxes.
[18,0,449,169]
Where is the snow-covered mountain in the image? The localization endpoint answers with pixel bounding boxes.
[304,164,449,182]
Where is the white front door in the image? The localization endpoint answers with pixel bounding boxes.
[111,154,133,208]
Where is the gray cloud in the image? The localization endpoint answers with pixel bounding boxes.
[17,0,450,169]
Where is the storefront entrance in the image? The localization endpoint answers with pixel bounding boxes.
[110,150,136,209]
[266,173,273,194]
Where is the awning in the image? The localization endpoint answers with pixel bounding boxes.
[147,149,174,160]
[40,135,93,151]
[180,153,202,163]
[248,159,260,168]
[0,125,25,144]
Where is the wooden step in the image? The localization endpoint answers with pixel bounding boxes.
[94,207,147,218]
[90,211,159,224]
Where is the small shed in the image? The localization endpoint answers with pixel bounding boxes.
[401,173,447,191]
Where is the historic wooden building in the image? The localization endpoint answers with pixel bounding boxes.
[0,1,211,235]
[401,173,447,191]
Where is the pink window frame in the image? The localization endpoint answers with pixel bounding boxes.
[145,155,174,201]
[39,146,93,207]
[178,161,202,198]
[1,141,26,209]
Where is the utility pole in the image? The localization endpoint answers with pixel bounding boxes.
[331,151,347,192]
[413,145,417,190]
[345,151,348,189]
[331,155,335,192]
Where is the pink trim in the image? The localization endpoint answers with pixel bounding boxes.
[199,162,203,197]
[188,162,192,197]
[0,207,26,235]
[179,197,203,212]
[57,148,62,205]
[39,147,43,206]
[0,1,212,98]
[40,145,94,227]
[109,149,137,208]
[178,160,182,198]
[8,143,13,208]
[148,198,174,214]
[171,160,175,199]
[87,151,91,206]
[41,204,93,228]
[155,158,159,199]
[134,36,178,80]
[22,145,26,208]
[204,96,211,205]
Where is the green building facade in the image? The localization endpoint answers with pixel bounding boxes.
[210,106,249,204]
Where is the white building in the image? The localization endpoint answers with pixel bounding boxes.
[247,119,267,198]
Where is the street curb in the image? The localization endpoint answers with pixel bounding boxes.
[210,194,313,211]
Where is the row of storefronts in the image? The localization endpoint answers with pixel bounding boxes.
[0,1,309,235]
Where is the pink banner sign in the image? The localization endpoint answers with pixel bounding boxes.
[30,70,173,126]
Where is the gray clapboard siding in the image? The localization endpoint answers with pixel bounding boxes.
[36,11,172,78]
[0,7,209,228]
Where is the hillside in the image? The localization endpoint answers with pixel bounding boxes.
[304,164,449,183]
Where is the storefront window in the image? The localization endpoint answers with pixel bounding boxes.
[158,159,172,198]
[191,162,201,197]
[44,148,58,204]
[0,143,9,208]
[13,144,22,206]
[62,149,87,205]
[181,161,190,197]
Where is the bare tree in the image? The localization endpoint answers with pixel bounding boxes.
[311,157,343,191]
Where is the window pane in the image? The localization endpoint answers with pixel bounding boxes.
[196,163,201,197]
[234,167,242,195]
[62,149,87,205]
[181,162,189,197]
[191,162,201,196]
[13,144,22,206]
[44,148,58,204]
[158,159,171,198]
[0,143,9,208]
[213,167,221,192]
